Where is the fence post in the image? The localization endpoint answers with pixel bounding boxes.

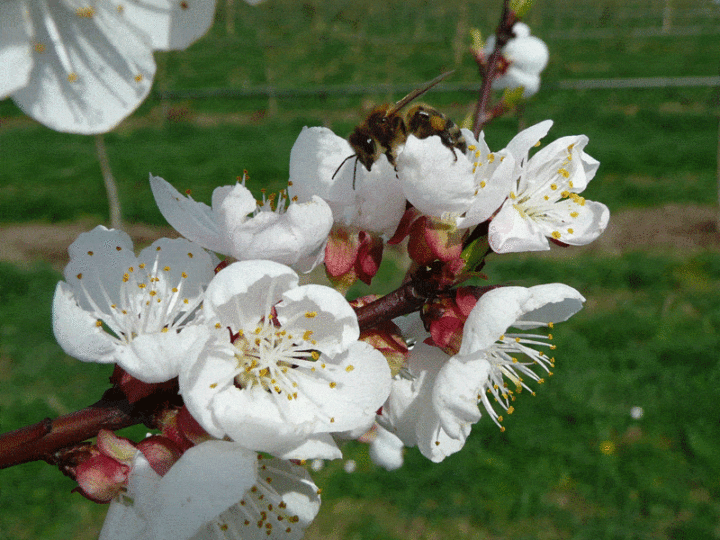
[662,0,672,33]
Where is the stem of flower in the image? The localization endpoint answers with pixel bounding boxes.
[471,0,516,138]
[95,134,123,230]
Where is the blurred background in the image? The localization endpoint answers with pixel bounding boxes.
[1,0,720,538]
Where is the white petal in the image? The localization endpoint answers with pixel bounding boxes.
[294,342,391,434]
[396,135,476,217]
[543,199,610,247]
[64,225,136,313]
[150,175,230,255]
[456,148,516,229]
[518,284,585,326]
[52,281,117,364]
[13,2,155,134]
[272,434,343,461]
[432,355,488,441]
[179,337,239,439]
[111,0,217,51]
[288,126,357,208]
[215,183,256,235]
[191,457,321,540]
[383,344,444,452]
[504,119,553,161]
[493,67,541,98]
[503,35,549,74]
[114,326,207,383]
[203,260,299,331]
[150,441,257,540]
[488,202,550,253]
[276,284,359,356]
[136,237,216,302]
[0,2,33,99]
[226,196,333,269]
[369,425,405,471]
[210,387,322,457]
[459,286,532,355]
[351,158,407,236]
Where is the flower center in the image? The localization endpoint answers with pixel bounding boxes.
[230,319,321,401]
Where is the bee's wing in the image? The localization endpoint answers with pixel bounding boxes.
[389,70,454,114]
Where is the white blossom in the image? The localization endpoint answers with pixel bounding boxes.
[150,174,333,273]
[179,260,392,460]
[0,0,217,134]
[396,129,515,227]
[484,22,549,98]
[489,120,610,253]
[100,440,320,540]
[52,225,215,382]
[382,284,584,462]
[288,126,407,237]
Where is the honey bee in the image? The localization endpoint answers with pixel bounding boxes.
[334,71,467,187]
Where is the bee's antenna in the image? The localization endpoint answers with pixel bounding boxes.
[390,70,455,114]
[352,157,359,190]
[332,154,356,180]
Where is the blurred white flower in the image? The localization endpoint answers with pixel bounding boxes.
[0,0,218,134]
[150,174,333,273]
[489,120,610,253]
[367,424,404,471]
[52,225,215,383]
[396,128,514,227]
[630,406,644,420]
[179,260,392,460]
[343,459,357,473]
[484,22,549,98]
[288,126,407,238]
[382,284,585,462]
[100,441,320,540]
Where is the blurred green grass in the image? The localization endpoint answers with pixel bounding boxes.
[2,0,720,538]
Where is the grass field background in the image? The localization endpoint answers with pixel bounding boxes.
[1,0,720,538]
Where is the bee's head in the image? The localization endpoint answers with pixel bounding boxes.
[349,127,378,171]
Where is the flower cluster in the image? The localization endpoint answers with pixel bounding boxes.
[51,114,608,537]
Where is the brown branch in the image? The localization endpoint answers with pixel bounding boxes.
[0,386,180,470]
[356,279,434,331]
[472,0,517,138]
